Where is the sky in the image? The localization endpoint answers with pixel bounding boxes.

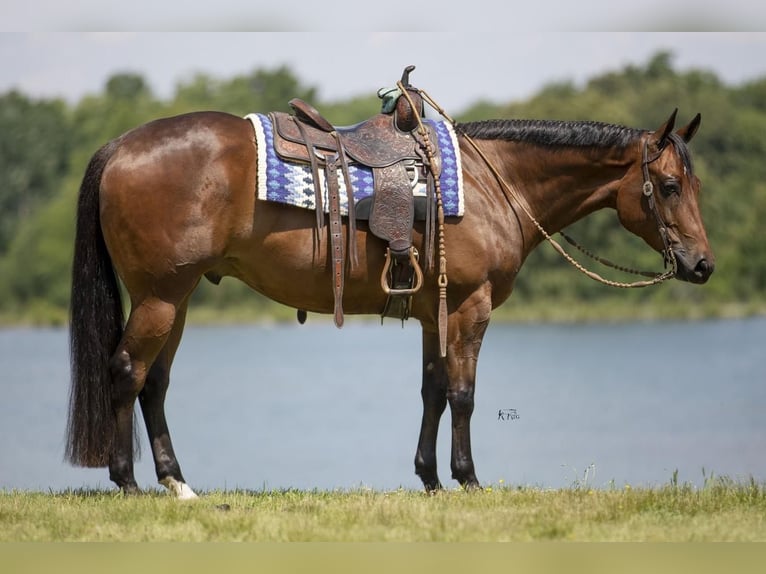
[2,32,765,114]
[3,0,766,32]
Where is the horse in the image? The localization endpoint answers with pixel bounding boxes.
[66,103,713,499]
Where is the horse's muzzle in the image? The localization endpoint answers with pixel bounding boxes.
[675,252,715,284]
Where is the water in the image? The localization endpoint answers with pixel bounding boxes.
[1,318,764,492]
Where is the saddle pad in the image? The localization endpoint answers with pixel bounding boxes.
[245,113,464,217]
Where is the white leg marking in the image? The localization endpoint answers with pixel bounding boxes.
[160,477,199,500]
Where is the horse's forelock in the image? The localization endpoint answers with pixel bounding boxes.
[666,132,695,176]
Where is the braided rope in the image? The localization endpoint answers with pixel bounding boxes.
[396,81,449,355]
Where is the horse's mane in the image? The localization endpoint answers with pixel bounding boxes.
[456,119,694,173]
[456,119,643,150]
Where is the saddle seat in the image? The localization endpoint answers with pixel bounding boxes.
[272,99,427,168]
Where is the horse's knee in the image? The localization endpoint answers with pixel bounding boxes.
[447,386,475,416]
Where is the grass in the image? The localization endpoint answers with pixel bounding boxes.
[2,477,765,542]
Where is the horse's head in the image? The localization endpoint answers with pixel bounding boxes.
[616,110,714,284]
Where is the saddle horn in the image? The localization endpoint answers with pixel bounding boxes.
[395,65,424,132]
[400,65,416,87]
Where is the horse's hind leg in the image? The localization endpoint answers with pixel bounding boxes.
[414,328,448,491]
[138,297,198,499]
[108,296,178,494]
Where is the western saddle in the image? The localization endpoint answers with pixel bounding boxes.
[269,66,441,327]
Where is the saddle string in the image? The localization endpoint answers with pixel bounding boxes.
[416,88,676,289]
[396,81,449,357]
[294,119,325,239]
[333,132,359,270]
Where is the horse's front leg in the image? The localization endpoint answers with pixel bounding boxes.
[445,289,491,489]
[414,327,448,491]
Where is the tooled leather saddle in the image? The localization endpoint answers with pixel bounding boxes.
[269,66,441,327]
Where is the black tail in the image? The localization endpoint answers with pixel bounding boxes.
[65,140,124,467]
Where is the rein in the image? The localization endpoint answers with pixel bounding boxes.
[397,81,450,356]
[417,88,677,289]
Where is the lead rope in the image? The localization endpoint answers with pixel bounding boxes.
[397,81,449,357]
[416,87,677,289]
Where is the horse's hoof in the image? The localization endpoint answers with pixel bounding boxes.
[422,479,443,494]
[160,476,199,500]
[120,483,142,496]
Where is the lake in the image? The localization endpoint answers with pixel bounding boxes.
[1,317,764,492]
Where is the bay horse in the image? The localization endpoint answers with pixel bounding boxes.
[66,103,713,498]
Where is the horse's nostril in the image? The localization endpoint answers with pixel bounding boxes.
[695,258,714,278]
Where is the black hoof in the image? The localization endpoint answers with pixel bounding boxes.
[120,482,142,496]
[421,477,443,493]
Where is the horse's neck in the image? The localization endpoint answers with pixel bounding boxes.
[490,139,635,234]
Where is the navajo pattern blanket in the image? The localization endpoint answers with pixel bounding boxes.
[246,113,464,217]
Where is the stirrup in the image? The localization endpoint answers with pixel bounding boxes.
[380,247,424,296]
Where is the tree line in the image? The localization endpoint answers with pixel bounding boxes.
[1,52,764,325]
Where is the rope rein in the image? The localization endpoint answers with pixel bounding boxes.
[396,81,449,356]
[415,87,676,290]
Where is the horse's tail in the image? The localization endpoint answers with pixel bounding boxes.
[65,140,124,467]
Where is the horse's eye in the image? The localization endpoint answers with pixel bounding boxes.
[661,180,681,197]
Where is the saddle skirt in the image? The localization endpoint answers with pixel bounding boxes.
[246,112,464,217]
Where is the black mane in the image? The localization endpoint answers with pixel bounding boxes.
[456,119,694,174]
[456,119,644,150]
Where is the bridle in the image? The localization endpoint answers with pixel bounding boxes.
[641,138,678,276]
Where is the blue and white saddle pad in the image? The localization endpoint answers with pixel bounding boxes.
[245,113,464,217]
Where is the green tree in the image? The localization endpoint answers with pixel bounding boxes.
[106,73,151,101]
[212,66,318,116]
[0,182,76,323]
[0,91,71,253]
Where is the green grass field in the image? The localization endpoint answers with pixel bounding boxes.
[2,478,765,542]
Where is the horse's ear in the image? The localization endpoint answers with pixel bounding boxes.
[649,109,678,149]
[676,113,701,143]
